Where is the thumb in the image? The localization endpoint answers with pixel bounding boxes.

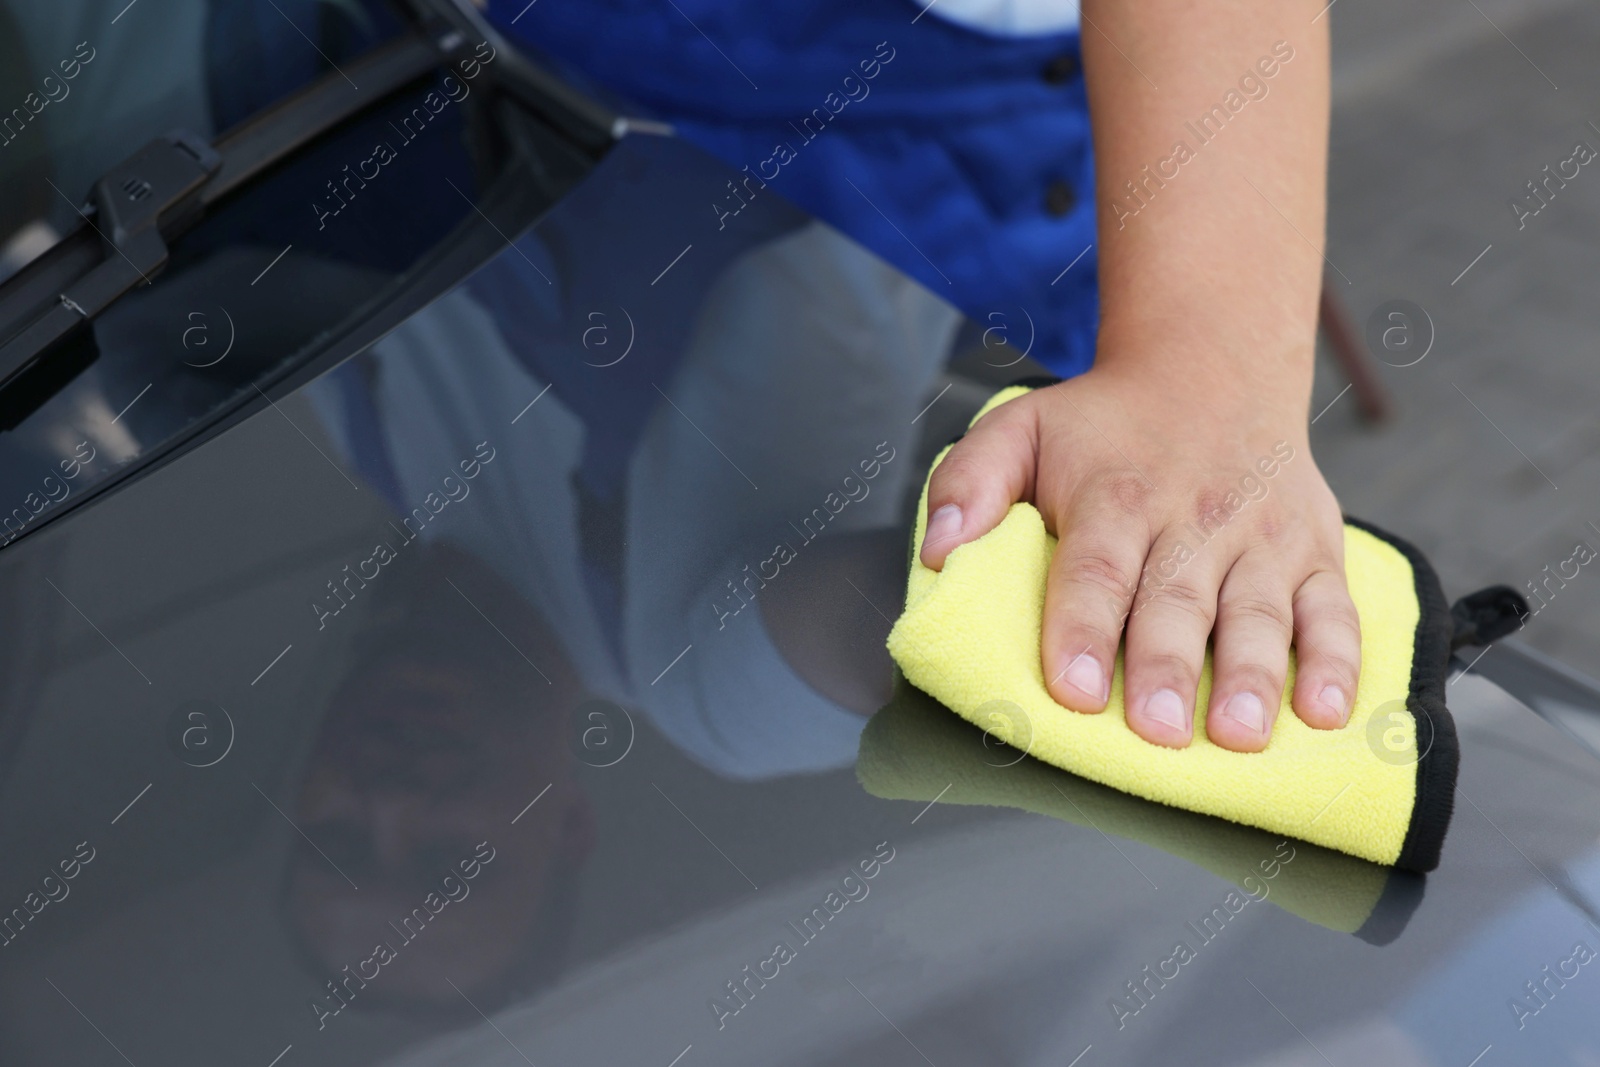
[919,403,1037,570]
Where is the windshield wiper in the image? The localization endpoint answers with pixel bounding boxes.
[0,132,221,389]
[0,34,443,386]
[0,15,617,404]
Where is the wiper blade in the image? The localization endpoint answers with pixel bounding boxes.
[203,31,448,206]
[0,2,625,420]
[0,131,220,387]
[0,32,450,391]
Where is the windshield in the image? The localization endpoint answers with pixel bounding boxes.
[0,0,598,551]
[0,0,408,280]
[0,126,1597,1066]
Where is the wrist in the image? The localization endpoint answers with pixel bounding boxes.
[1090,315,1316,422]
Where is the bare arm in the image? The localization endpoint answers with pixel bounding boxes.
[921,0,1355,752]
[1085,0,1328,412]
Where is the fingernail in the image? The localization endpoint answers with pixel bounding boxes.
[1319,684,1348,725]
[1063,653,1107,703]
[1221,691,1267,735]
[1142,688,1189,734]
[925,504,963,547]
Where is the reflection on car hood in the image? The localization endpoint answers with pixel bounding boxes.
[0,134,1597,1067]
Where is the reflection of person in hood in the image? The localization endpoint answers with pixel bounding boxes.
[491,1,1359,760]
[304,270,939,786]
[284,544,595,1022]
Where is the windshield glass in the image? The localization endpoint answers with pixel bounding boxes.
[0,0,407,280]
[1,6,1599,1067]
[0,1,596,552]
[0,128,1597,1067]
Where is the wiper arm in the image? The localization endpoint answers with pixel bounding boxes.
[0,131,221,391]
[203,30,454,206]
[0,32,461,391]
[0,4,624,413]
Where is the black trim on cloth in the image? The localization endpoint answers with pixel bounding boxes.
[1344,516,1458,873]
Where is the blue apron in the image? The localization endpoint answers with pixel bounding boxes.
[489,0,1100,377]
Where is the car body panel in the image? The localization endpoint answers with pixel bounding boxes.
[0,43,1597,1067]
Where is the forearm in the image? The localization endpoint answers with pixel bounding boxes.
[922,3,1353,753]
[1080,0,1330,414]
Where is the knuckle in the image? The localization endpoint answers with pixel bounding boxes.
[1300,621,1361,669]
[1093,472,1154,517]
[1313,607,1363,647]
[930,451,985,492]
[1297,584,1363,642]
[1251,512,1290,546]
[1223,661,1286,693]
[1318,655,1361,687]
[967,402,1031,453]
[989,409,1035,445]
[1133,650,1201,687]
[1135,577,1213,625]
[1063,550,1138,602]
[1189,486,1235,531]
[1223,593,1294,636]
[1056,619,1124,653]
[1308,540,1347,569]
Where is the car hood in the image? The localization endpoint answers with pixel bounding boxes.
[0,133,1597,1067]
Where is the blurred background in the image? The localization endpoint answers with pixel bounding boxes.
[1314,0,1599,669]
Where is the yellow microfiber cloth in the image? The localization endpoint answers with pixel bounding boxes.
[886,382,1512,873]
[857,680,1424,941]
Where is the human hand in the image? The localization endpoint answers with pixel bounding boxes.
[918,364,1357,752]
